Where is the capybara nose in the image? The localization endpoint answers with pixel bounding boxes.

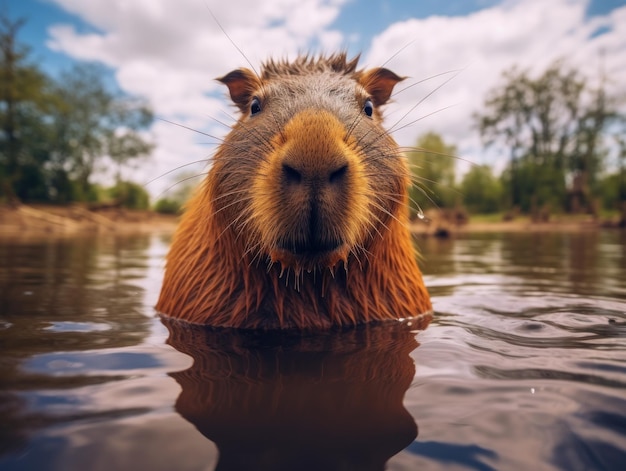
[279,159,348,254]
[276,108,352,194]
[281,161,349,187]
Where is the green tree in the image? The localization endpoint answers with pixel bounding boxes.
[599,173,621,211]
[599,128,626,213]
[0,13,154,204]
[406,132,457,216]
[108,181,150,210]
[475,61,621,213]
[47,64,154,200]
[460,164,503,214]
[0,13,53,201]
[154,197,181,215]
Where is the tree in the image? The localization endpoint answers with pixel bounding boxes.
[460,164,503,214]
[474,61,621,213]
[599,125,626,217]
[47,64,154,200]
[0,13,52,201]
[406,132,458,216]
[0,12,155,204]
[154,197,181,215]
[614,123,626,207]
[108,181,150,210]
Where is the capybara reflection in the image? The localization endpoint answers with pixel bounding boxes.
[157,54,431,329]
[165,318,430,470]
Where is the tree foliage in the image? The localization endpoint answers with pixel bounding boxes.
[108,181,150,210]
[47,64,154,199]
[0,14,53,200]
[0,13,154,204]
[475,61,622,213]
[154,197,182,215]
[599,130,626,212]
[460,165,503,214]
[406,132,458,216]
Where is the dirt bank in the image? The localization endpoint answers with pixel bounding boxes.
[410,210,620,236]
[0,204,178,238]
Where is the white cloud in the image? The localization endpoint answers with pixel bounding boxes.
[45,0,626,193]
[47,0,347,195]
[364,0,626,175]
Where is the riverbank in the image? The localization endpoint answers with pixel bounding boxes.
[411,210,623,236]
[0,204,178,238]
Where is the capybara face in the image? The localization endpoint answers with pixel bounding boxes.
[212,56,408,273]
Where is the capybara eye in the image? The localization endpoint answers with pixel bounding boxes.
[363,98,373,117]
[250,97,262,116]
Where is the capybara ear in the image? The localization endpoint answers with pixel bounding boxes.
[217,68,261,113]
[358,68,405,107]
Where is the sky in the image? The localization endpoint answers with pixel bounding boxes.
[8,0,626,197]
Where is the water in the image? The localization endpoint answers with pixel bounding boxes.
[0,231,625,470]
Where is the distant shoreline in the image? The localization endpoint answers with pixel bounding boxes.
[0,204,178,238]
[0,204,622,239]
[412,213,623,236]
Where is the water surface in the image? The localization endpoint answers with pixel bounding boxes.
[0,231,625,470]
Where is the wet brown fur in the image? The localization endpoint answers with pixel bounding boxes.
[156,53,432,329]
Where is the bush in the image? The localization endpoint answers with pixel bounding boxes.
[460,165,503,214]
[599,172,625,211]
[108,181,150,210]
[154,198,181,215]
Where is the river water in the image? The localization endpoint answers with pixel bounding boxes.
[0,231,625,470]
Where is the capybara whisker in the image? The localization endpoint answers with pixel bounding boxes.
[211,194,254,216]
[370,197,404,227]
[362,210,388,241]
[145,158,213,186]
[390,104,459,136]
[387,71,460,135]
[214,206,254,243]
[209,188,251,205]
[392,69,463,98]
[157,117,228,142]
[156,173,206,200]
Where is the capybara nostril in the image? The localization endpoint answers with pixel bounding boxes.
[281,163,302,185]
[329,164,348,184]
[281,160,348,188]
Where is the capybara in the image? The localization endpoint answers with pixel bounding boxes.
[156,53,432,329]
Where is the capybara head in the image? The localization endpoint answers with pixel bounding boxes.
[157,53,432,329]
[214,54,406,272]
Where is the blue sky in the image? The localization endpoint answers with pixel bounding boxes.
[7,0,626,193]
[10,0,86,76]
